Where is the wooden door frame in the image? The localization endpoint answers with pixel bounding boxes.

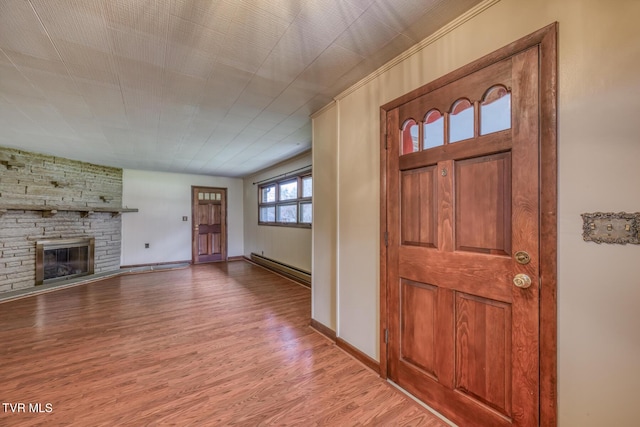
[379,23,557,425]
[191,186,228,264]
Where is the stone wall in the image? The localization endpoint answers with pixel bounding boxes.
[0,147,123,293]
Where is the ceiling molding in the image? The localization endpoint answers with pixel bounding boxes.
[333,0,502,102]
[310,100,336,120]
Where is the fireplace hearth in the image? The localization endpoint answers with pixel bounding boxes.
[36,238,95,285]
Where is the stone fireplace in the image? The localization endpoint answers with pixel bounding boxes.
[36,238,95,285]
[0,147,130,294]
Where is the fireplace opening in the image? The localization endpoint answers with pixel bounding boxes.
[36,238,95,285]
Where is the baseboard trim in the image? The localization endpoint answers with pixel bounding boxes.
[121,260,191,269]
[308,318,380,374]
[227,256,244,262]
[246,254,311,287]
[309,319,379,374]
[310,319,336,341]
[336,338,381,375]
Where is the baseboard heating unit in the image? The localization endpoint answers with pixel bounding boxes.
[249,253,311,287]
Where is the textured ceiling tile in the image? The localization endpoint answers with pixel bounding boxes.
[295,0,365,42]
[0,0,59,61]
[104,0,170,37]
[334,9,400,57]
[244,75,290,99]
[0,62,44,98]
[109,28,166,67]
[250,111,289,131]
[67,121,107,138]
[227,104,265,121]
[1,50,68,75]
[262,124,300,139]
[216,44,271,74]
[366,0,432,34]
[30,0,112,52]
[344,0,376,10]
[234,91,274,113]
[13,99,75,135]
[47,93,93,119]
[168,14,225,55]
[0,99,43,131]
[254,54,307,88]
[296,44,364,90]
[266,85,317,116]
[324,32,416,95]
[54,38,119,86]
[162,71,207,105]
[205,63,254,100]
[231,2,291,38]
[114,56,165,96]
[165,42,217,79]
[77,84,128,127]
[218,113,254,129]
[238,0,304,22]
[20,68,79,96]
[270,24,332,65]
[170,0,238,32]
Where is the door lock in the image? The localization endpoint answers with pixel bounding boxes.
[514,251,531,265]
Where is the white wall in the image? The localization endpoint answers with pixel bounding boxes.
[242,151,312,272]
[121,169,243,266]
[311,105,337,329]
[312,0,640,425]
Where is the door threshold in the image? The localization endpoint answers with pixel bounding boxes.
[387,380,458,427]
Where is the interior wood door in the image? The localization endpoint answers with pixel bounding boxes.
[192,187,227,264]
[386,47,541,427]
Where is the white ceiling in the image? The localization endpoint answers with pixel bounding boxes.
[0,0,481,177]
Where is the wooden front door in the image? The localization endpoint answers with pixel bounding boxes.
[383,27,557,427]
[192,186,227,264]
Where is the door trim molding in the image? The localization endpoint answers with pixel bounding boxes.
[379,23,557,425]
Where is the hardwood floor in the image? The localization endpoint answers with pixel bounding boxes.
[0,261,447,426]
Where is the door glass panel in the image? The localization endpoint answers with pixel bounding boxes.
[401,119,419,154]
[423,110,444,150]
[300,202,312,223]
[449,99,474,143]
[277,204,297,223]
[198,192,204,200]
[204,193,210,200]
[481,86,511,135]
[302,176,312,198]
[261,185,276,203]
[215,193,221,201]
[279,180,298,201]
[260,206,275,222]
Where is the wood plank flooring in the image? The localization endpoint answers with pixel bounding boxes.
[0,261,447,426]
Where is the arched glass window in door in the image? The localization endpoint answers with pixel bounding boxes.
[449,99,474,143]
[401,119,419,154]
[480,85,511,135]
[423,110,444,150]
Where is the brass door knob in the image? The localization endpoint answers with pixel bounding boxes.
[513,273,532,289]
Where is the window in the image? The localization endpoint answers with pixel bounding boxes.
[258,172,312,227]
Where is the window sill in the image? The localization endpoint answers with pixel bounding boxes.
[258,222,312,229]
